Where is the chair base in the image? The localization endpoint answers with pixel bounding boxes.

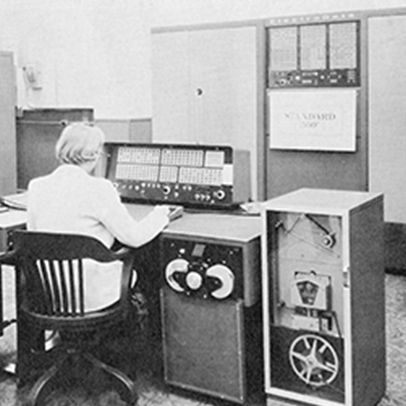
[24,350,137,406]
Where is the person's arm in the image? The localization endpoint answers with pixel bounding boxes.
[98,182,170,248]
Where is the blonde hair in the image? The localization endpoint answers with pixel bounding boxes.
[55,122,105,165]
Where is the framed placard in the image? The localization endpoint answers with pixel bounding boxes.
[269,89,357,151]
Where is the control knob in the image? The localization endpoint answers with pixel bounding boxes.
[213,189,226,200]
[186,271,203,290]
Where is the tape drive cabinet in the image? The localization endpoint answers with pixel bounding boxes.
[262,189,385,406]
[160,213,262,404]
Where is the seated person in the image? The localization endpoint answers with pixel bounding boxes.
[27,122,171,311]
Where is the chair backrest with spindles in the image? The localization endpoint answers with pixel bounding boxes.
[11,231,133,320]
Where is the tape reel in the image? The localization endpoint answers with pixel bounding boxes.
[289,334,339,387]
[206,264,235,299]
[165,258,189,292]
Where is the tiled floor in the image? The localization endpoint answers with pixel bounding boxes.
[0,269,405,405]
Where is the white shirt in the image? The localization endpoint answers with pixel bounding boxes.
[27,164,169,311]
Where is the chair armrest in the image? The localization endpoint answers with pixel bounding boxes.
[112,245,137,307]
[0,249,17,266]
[111,246,134,261]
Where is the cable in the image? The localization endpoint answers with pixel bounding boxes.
[305,214,332,236]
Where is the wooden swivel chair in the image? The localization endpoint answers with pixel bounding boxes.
[2,230,138,406]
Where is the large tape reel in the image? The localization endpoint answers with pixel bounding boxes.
[289,334,339,387]
[206,264,235,299]
[165,258,189,292]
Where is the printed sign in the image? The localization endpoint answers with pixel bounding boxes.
[269,89,357,151]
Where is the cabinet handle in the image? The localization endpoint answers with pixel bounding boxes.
[343,266,350,288]
[196,88,203,96]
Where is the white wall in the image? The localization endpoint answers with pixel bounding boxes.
[0,0,406,119]
[0,0,152,119]
[151,0,406,26]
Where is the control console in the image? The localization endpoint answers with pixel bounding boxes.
[104,143,250,208]
[268,21,360,88]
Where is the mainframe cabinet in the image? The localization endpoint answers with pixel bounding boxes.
[152,25,262,200]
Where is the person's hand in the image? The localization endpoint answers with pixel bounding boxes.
[154,205,171,219]
[154,205,183,222]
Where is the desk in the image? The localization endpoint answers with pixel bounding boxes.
[0,203,262,385]
[0,209,26,338]
[125,203,261,241]
[0,203,261,249]
[0,209,26,254]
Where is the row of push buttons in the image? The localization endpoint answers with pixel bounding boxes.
[194,194,212,202]
[114,182,225,202]
[115,182,207,191]
[273,69,358,86]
